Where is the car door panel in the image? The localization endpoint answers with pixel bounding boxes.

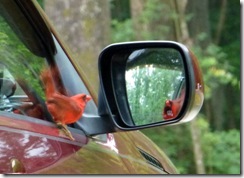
[0,113,88,173]
[36,133,167,174]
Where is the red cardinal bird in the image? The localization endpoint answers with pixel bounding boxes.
[40,67,91,140]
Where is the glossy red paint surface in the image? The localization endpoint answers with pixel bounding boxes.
[0,112,177,174]
[0,114,87,173]
[36,132,175,174]
[0,129,78,173]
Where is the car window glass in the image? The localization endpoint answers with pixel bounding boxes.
[0,14,52,120]
[0,11,95,125]
[51,36,97,115]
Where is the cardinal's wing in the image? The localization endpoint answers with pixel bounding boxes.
[46,93,82,116]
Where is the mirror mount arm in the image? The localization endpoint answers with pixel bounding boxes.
[75,114,116,136]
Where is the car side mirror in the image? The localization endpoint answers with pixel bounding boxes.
[98,41,204,131]
[0,78,16,98]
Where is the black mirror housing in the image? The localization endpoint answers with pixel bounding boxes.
[98,41,204,131]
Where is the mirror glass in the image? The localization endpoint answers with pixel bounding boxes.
[125,48,186,126]
[0,64,16,98]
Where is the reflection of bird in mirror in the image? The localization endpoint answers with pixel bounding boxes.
[163,84,186,120]
[163,99,182,120]
[40,67,91,140]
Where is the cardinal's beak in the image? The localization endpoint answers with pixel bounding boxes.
[85,95,92,102]
[165,100,172,106]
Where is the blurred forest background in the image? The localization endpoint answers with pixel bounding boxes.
[38,0,240,174]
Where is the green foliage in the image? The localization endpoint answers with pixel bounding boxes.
[206,1,240,130]
[138,0,171,40]
[142,124,194,174]
[111,0,240,174]
[36,0,44,8]
[192,44,239,99]
[110,0,134,42]
[203,130,240,174]
[111,19,134,42]
[110,0,130,21]
[143,117,240,174]
[111,0,172,42]
[127,67,182,124]
[197,117,240,174]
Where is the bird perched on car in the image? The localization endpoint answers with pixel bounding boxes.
[40,66,91,140]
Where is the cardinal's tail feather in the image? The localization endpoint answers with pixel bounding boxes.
[40,67,56,99]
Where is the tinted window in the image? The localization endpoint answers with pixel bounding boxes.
[0,7,96,124]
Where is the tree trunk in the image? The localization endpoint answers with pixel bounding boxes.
[210,86,225,130]
[190,119,206,174]
[173,0,193,47]
[130,0,177,40]
[129,0,207,173]
[129,0,147,40]
[175,0,206,174]
[214,0,227,45]
[186,0,211,50]
[44,0,111,101]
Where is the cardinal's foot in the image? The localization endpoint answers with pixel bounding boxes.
[56,122,75,141]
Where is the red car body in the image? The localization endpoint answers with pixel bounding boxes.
[0,114,176,174]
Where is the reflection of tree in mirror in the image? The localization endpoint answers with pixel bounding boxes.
[126,48,184,126]
[127,48,183,71]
